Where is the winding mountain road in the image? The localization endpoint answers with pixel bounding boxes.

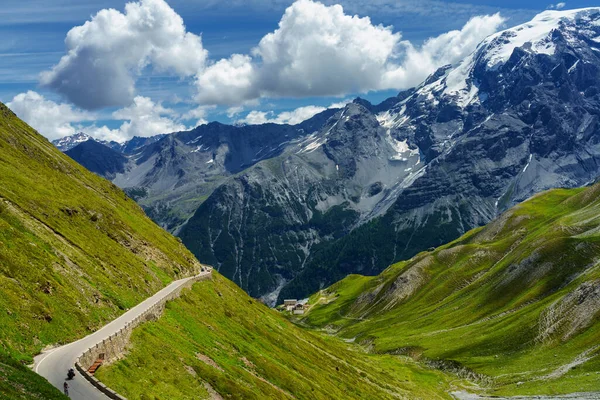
[33,270,210,399]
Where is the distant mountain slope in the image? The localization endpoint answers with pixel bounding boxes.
[303,182,600,397]
[111,109,339,232]
[65,139,128,180]
[0,101,200,397]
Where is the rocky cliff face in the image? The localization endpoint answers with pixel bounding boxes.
[179,103,422,301]
[181,8,600,303]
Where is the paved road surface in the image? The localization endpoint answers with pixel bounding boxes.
[33,271,210,399]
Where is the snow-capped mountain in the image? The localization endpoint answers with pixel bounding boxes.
[177,7,600,302]
[52,132,94,151]
[279,7,600,300]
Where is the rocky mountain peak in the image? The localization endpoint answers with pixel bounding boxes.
[52,132,93,151]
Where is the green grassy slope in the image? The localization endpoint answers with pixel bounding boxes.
[0,353,65,399]
[303,184,600,396]
[97,272,465,399]
[0,102,201,397]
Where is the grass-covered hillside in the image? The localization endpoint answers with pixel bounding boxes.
[303,184,600,397]
[0,102,201,397]
[97,272,465,399]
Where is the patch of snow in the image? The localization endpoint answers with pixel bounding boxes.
[443,53,474,95]
[568,59,580,73]
[481,9,596,69]
[377,105,409,129]
[186,136,202,145]
[414,52,479,108]
[522,153,533,173]
[299,136,326,153]
[206,159,214,164]
[387,130,419,161]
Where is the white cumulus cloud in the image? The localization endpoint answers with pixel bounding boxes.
[195,0,505,105]
[40,0,207,110]
[196,0,399,104]
[195,54,258,105]
[7,91,94,140]
[381,13,505,88]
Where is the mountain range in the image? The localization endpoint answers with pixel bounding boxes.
[57,8,600,305]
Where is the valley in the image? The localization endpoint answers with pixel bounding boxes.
[59,8,600,305]
[1,2,600,399]
[301,183,600,396]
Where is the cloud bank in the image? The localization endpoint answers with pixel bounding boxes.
[8,92,190,142]
[41,0,506,109]
[195,0,505,105]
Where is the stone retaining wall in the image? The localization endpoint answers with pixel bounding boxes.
[75,271,211,399]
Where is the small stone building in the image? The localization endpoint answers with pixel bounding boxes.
[284,299,297,311]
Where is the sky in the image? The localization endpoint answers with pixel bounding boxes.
[0,0,597,142]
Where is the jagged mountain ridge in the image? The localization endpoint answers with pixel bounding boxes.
[111,109,339,232]
[52,132,96,151]
[279,8,600,300]
[54,8,600,303]
[180,8,600,303]
[53,132,166,154]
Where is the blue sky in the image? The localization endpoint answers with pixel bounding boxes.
[1,0,598,141]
